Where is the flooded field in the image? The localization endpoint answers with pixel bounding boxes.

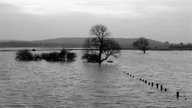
[0,50,191,107]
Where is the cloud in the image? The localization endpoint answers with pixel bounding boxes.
[0,0,191,42]
[0,3,21,14]
[0,0,190,18]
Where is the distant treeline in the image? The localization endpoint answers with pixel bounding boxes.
[0,38,169,49]
[0,40,192,50]
[0,41,168,49]
[0,41,82,48]
[168,43,192,50]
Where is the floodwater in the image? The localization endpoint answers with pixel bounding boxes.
[0,50,191,108]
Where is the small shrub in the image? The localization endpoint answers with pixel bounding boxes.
[33,54,41,61]
[16,49,34,61]
[31,49,36,51]
[41,53,49,60]
[66,52,76,62]
[59,49,68,61]
[43,52,60,62]
[82,53,99,63]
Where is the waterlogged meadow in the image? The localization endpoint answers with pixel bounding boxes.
[0,50,192,107]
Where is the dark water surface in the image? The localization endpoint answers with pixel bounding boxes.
[0,50,191,108]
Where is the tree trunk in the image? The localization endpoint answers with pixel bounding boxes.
[143,50,146,53]
[98,40,103,66]
[98,61,101,66]
[98,50,102,66]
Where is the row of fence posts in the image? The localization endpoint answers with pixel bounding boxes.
[124,72,181,99]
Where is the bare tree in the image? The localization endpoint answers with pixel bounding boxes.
[133,37,149,53]
[82,24,121,65]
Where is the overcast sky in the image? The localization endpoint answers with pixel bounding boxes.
[0,0,191,43]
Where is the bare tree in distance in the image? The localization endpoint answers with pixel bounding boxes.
[82,24,121,66]
[133,37,149,53]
